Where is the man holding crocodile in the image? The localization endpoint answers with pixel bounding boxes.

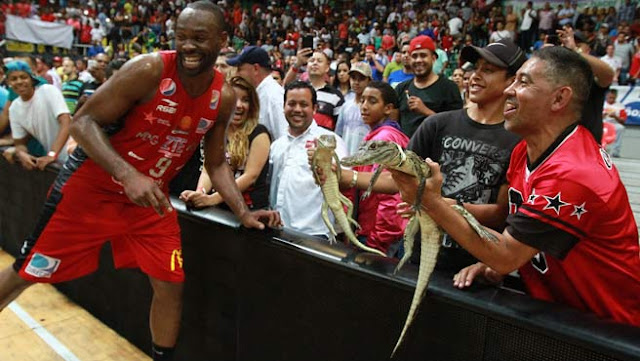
[393,46,640,327]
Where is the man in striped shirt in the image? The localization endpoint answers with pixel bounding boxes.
[307,51,344,130]
[60,58,84,115]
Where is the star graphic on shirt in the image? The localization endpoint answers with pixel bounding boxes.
[543,192,570,215]
[144,111,155,124]
[570,202,588,220]
[527,188,539,204]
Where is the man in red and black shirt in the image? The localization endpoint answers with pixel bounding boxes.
[393,46,640,327]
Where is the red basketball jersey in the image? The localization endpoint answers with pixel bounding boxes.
[74,51,223,192]
[506,125,640,326]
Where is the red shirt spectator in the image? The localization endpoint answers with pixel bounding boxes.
[80,24,92,44]
[15,2,31,17]
[441,33,453,51]
[233,5,242,26]
[338,21,348,40]
[40,12,55,22]
[67,17,81,32]
[630,48,640,80]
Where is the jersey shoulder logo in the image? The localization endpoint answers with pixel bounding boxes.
[600,148,613,170]
[210,90,220,110]
[196,118,214,134]
[159,78,177,96]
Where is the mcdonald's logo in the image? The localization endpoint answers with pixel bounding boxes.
[170,249,183,271]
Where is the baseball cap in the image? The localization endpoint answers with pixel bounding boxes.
[409,35,436,54]
[573,31,588,45]
[460,38,526,73]
[226,46,271,68]
[349,61,372,79]
[4,60,38,82]
[365,45,376,52]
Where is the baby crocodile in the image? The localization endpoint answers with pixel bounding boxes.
[312,134,386,257]
[341,140,497,358]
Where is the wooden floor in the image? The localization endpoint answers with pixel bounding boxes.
[0,251,150,361]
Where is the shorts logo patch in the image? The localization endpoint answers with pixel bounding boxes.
[170,249,183,271]
[159,78,177,96]
[210,90,220,110]
[24,253,61,278]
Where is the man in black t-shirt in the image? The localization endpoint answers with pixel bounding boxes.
[407,39,526,271]
[395,35,462,138]
[562,27,614,144]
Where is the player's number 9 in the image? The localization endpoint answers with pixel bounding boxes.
[149,157,172,178]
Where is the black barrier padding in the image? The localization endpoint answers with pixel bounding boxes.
[484,319,620,361]
[1,152,640,361]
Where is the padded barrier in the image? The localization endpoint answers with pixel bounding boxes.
[1,153,639,361]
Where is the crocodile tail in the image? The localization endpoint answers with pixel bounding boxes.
[391,220,440,358]
[335,211,387,257]
[394,215,419,274]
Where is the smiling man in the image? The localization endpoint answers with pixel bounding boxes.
[406,38,526,271]
[395,35,462,138]
[0,2,280,360]
[269,81,347,238]
[393,46,640,327]
[5,60,71,169]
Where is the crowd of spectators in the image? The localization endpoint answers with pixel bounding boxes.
[0,1,638,83]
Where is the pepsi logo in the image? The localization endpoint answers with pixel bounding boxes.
[159,78,177,96]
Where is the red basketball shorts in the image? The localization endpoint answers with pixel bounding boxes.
[15,175,184,284]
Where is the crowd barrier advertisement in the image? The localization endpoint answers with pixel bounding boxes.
[616,85,640,125]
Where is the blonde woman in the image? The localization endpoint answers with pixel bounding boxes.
[180,76,271,209]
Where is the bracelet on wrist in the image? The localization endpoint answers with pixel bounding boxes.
[348,170,358,188]
[47,151,57,159]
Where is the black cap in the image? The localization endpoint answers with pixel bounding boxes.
[573,31,588,45]
[226,46,271,68]
[461,38,527,73]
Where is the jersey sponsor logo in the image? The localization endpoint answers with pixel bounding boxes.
[196,117,214,134]
[161,98,178,107]
[160,135,188,157]
[508,187,524,214]
[156,104,177,114]
[159,78,177,96]
[157,118,172,127]
[136,131,159,145]
[531,252,549,274]
[24,253,61,278]
[172,116,192,135]
[210,90,220,110]
[127,151,145,160]
[170,249,183,271]
[600,148,613,170]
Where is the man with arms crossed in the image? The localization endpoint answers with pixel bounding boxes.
[393,47,640,326]
[0,3,280,361]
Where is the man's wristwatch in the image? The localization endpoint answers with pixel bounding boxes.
[47,151,57,159]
